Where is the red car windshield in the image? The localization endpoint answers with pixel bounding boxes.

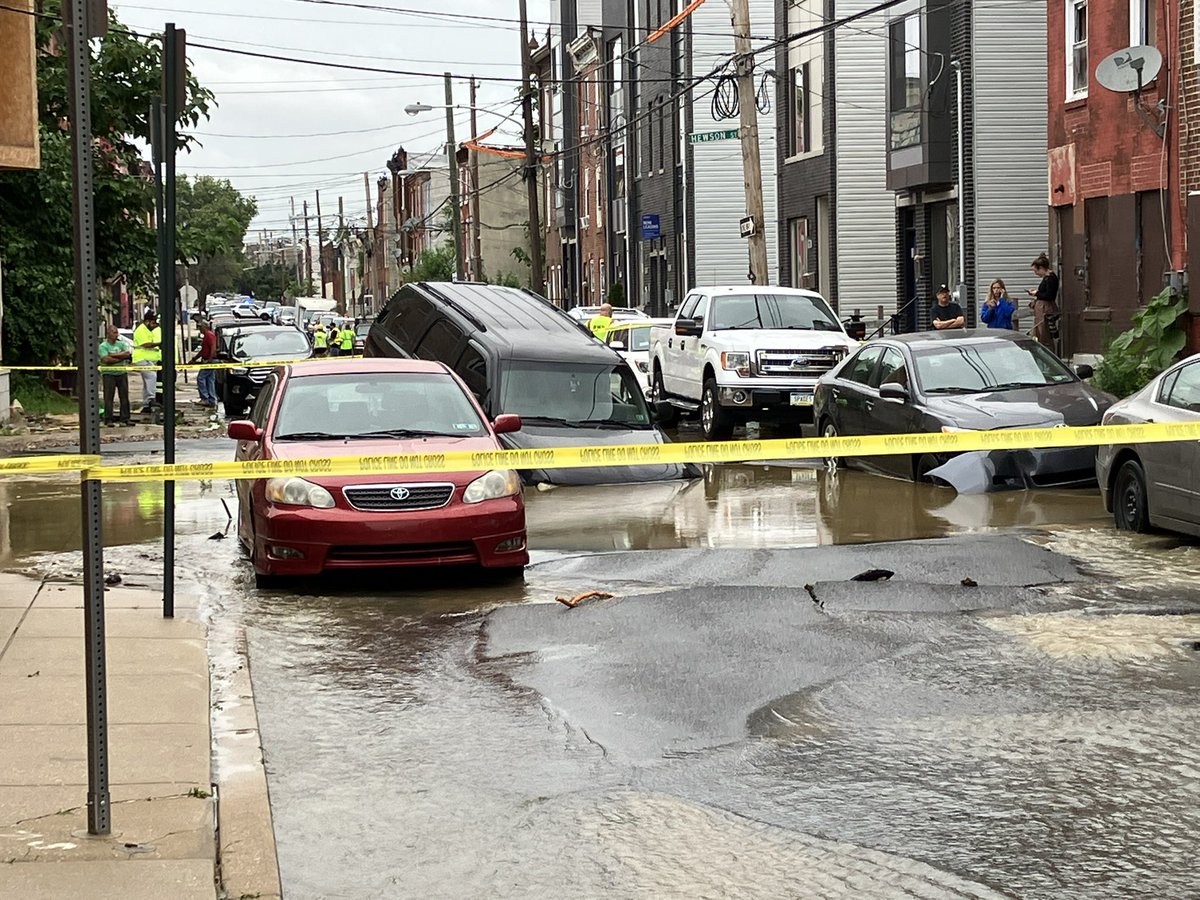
[274,372,486,440]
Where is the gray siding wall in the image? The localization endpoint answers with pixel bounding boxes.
[690,0,779,286]
[832,0,895,312]
[972,2,1048,304]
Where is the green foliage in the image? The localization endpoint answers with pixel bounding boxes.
[11,374,77,416]
[1093,288,1189,397]
[235,262,300,302]
[0,3,213,365]
[407,246,456,282]
[177,176,257,299]
[607,282,626,305]
[490,271,524,288]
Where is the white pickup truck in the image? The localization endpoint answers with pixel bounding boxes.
[648,285,860,440]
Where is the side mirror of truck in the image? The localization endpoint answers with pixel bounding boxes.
[674,319,702,337]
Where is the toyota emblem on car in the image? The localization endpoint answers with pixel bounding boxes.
[389,486,411,501]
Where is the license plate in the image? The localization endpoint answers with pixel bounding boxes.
[790,392,814,406]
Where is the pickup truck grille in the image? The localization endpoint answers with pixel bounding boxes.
[755,347,847,377]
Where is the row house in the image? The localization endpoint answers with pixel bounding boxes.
[370,146,450,303]
[775,0,1048,331]
[456,146,531,284]
[1047,0,1196,356]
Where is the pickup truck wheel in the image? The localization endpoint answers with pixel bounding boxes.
[700,378,735,441]
[650,369,678,426]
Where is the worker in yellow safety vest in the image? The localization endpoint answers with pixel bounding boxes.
[132,309,162,413]
[339,324,354,354]
[588,303,614,341]
[313,323,328,356]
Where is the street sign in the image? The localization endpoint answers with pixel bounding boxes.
[640,214,661,240]
[739,215,756,238]
[688,129,740,144]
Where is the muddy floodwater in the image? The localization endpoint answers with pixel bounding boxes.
[5,438,1200,898]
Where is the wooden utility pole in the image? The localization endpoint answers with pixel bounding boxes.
[518,0,545,295]
[363,172,374,308]
[290,197,302,292]
[315,190,327,297]
[469,77,484,282]
[731,0,769,284]
[444,72,466,281]
[338,195,346,313]
[302,199,313,292]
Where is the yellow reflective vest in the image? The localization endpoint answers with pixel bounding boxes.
[340,327,354,351]
[588,315,613,341]
[313,330,328,349]
[132,324,162,363]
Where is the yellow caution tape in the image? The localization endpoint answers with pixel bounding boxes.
[77,420,1200,483]
[0,454,101,475]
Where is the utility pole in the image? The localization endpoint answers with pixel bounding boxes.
[731,0,769,284]
[443,72,466,281]
[290,197,302,293]
[64,0,111,836]
[338,195,346,312]
[315,190,327,298]
[302,200,313,293]
[469,77,484,282]
[518,0,545,295]
[363,172,374,309]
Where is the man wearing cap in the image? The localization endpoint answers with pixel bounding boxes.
[930,284,965,330]
[188,319,219,408]
[132,310,163,412]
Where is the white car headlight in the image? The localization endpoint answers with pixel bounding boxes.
[721,351,751,372]
[265,477,335,509]
[463,469,521,504]
[940,425,977,433]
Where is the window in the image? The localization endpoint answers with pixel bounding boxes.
[251,377,276,428]
[789,218,809,288]
[888,14,922,149]
[844,346,883,385]
[872,348,909,389]
[1068,0,1088,99]
[912,341,1075,394]
[786,0,824,158]
[657,97,667,171]
[500,362,652,426]
[1129,0,1156,47]
[1164,363,1200,412]
[677,293,701,320]
[710,293,841,331]
[383,291,435,348]
[414,318,465,363]
[454,343,488,403]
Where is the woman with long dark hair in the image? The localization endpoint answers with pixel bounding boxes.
[1025,254,1059,346]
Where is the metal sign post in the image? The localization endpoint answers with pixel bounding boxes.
[64,0,111,836]
[161,24,185,618]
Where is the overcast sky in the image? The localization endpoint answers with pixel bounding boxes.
[111,0,557,242]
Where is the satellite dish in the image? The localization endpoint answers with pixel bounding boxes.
[1095,45,1163,93]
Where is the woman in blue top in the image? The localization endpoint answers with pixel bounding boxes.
[980,278,1017,330]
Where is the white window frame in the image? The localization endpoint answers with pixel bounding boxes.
[1067,0,1089,101]
[785,0,825,161]
[1128,0,1154,47]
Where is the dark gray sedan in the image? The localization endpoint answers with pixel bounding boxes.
[813,330,1114,490]
[1096,353,1200,536]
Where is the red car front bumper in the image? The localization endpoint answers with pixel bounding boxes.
[252,496,527,576]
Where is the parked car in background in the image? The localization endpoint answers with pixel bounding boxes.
[229,358,528,585]
[215,325,312,419]
[353,322,371,354]
[604,317,673,393]
[814,330,1114,491]
[1096,353,1200,536]
[365,282,690,485]
[649,286,859,440]
[566,305,649,324]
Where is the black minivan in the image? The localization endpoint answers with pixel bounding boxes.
[365,282,690,485]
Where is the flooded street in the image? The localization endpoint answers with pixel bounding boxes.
[4,437,1200,897]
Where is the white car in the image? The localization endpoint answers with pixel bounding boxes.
[566,305,650,324]
[603,317,674,393]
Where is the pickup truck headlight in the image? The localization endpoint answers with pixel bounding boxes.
[721,351,751,376]
[463,469,521,504]
[265,477,335,509]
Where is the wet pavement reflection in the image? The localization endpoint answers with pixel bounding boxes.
[5,437,1199,897]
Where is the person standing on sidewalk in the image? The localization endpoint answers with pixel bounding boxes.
[132,310,162,412]
[328,322,342,357]
[188,319,219,407]
[98,325,133,426]
[1025,254,1060,346]
[339,321,354,356]
[929,285,965,330]
[312,322,329,356]
[980,279,1017,330]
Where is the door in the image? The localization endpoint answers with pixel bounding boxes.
[680,295,710,400]
[664,292,700,395]
[237,377,276,547]
[867,346,921,478]
[1152,361,1200,524]
[900,208,918,333]
[831,344,884,438]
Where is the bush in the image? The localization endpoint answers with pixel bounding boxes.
[11,374,78,416]
[1091,287,1188,397]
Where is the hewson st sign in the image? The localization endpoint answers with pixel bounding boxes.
[688,129,739,144]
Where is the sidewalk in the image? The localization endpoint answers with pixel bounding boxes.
[0,572,270,899]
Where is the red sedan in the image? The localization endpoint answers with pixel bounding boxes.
[229,359,528,586]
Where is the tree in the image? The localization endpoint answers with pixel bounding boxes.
[235,262,301,302]
[177,176,257,300]
[0,2,213,364]
[407,246,455,282]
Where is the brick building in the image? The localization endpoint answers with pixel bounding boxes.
[1047,0,1188,357]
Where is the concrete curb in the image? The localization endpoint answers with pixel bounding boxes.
[210,625,283,900]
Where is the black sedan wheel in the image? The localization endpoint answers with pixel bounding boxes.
[1113,459,1151,533]
[820,419,844,469]
[914,454,941,484]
